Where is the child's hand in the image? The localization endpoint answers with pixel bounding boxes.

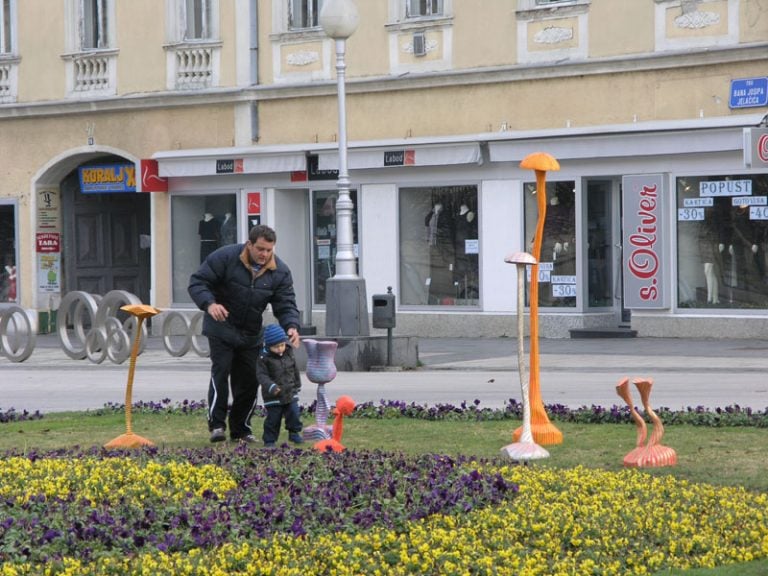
[273,386,282,396]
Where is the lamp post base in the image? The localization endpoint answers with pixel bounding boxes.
[325,277,370,337]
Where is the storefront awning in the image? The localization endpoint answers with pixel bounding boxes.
[154,146,308,177]
[316,142,483,171]
[487,114,768,163]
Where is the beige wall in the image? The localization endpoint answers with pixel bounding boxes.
[741,0,768,43]
[590,0,654,57]
[254,58,765,145]
[453,0,517,68]
[115,0,168,93]
[16,1,67,102]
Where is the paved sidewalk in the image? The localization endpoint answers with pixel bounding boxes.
[2,335,768,414]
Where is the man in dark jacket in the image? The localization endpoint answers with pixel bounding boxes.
[188,224,300,443]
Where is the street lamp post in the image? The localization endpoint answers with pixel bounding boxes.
[320,0,369,337]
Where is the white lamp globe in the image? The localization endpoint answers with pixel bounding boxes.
[319,0,359,40]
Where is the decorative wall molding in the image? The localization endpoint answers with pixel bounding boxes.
[286,50,319,66]
[533,26,574,44]
[674,10,720,29]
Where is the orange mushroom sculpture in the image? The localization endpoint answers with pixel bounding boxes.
[104,304,161,449]
[314,395,356,453]
[513,152,563,446]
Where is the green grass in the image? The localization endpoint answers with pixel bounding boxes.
[2,410,767,575]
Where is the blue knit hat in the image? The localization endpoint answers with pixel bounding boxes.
[263,324,288,347]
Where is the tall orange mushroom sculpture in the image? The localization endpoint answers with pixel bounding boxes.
[104,304,161,449]
[513,152,563,445]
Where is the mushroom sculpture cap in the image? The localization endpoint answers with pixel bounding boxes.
[120,304,162,319]
[504,251,538,266]
[520,152,560,172]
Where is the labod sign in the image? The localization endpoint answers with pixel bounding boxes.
[622,174,667,309]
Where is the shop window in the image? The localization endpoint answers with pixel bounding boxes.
[524,181,577,308]
[312,189,358,305]
[171,194,237,304]
[676,175,768,309]
[399,185,478,306]
[289,0,321,30]
[0,202,17,303]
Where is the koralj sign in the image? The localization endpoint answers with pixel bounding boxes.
[78,164,136,193]
[622,174,668,309]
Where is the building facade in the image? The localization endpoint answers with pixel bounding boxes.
[1,0,767,338]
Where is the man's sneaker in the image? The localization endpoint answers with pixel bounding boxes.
[289,433,305,444]
[209,428,226,443]
[239,434,258,444]
[263,442,276,449]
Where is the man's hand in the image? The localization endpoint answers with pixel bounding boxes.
[207,303,229,322]
[287,327,300,348]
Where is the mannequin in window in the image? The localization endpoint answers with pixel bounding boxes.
[424,202,455,303]
[698,200,728,304]
[199,212,220,262]
[543,192,575,275]
[220,212,236,246]
[730,205,767,300]
[454,203,478,298]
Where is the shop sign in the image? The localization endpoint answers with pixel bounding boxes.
[699,179,751,196]
[729,77,767,109]
[744,128,768,168]
[383,149,415,166]
[79,164,136,193]
[216,159,244,174]
[307,154,338,181]
[139,159,168,192]
[247,192,261,228]
[622,174,667,309]
[36,232,60,253]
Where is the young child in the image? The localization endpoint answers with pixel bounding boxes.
[257,323,304,447]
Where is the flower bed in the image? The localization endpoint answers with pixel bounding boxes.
[0,444,766,575]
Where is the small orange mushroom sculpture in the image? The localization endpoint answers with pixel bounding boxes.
[513,152,563,446]
[104,304,161,449]
[314,395,356,453]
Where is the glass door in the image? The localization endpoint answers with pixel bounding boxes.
[585,178,627,323]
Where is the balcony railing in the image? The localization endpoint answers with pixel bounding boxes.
[173,46,214,89]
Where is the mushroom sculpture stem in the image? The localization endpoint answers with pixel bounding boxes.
[104,304,160,449]
[501,252,549,461]
[514,153,563,446]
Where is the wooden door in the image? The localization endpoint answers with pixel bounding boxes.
[60,169,151,304]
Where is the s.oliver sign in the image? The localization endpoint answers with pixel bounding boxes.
[622,174,668,309]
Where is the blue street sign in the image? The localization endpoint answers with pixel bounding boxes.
[729,77,768,109]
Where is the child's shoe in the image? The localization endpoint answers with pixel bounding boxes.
[289,433,304,444]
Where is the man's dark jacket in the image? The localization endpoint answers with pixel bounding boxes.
[188,243,300,344]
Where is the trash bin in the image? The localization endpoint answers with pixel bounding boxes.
[372,288,396,329]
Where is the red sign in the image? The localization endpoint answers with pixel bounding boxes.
[36,232,60,253]
[248,192,261,215]
[139,159,168,192]
[290,170,308,182]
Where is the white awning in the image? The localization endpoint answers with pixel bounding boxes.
[154,145,309,177]
[488,113,767,163]
[317,142,483,171]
